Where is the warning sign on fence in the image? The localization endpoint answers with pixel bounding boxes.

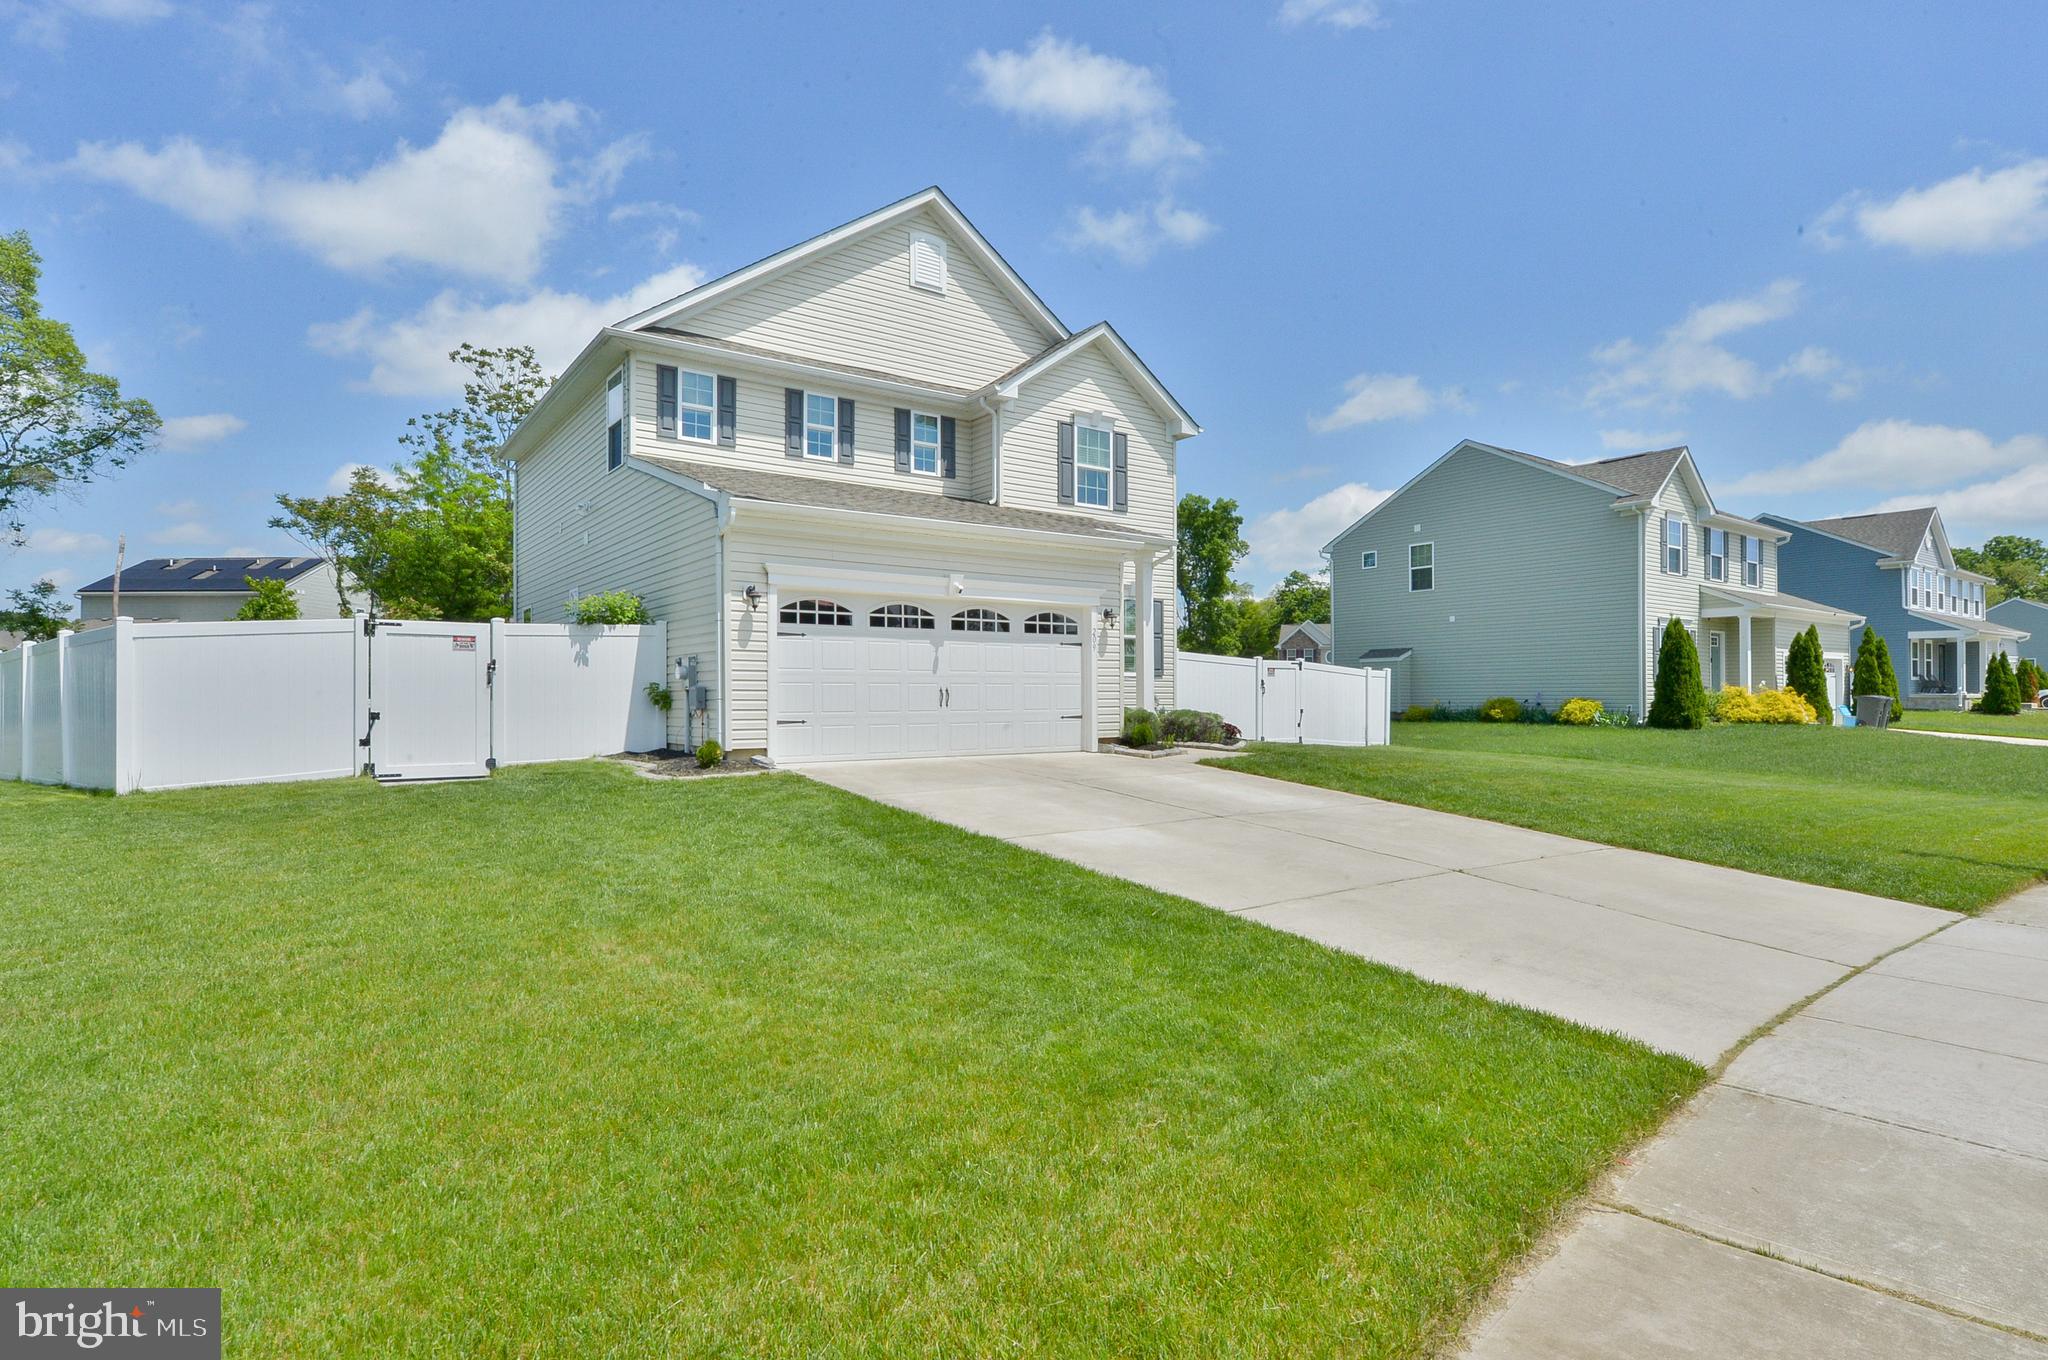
[452,635,477,651]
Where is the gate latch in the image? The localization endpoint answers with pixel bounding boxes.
[486,658,498,687]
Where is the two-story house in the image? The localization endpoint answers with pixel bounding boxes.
[1324,441,1863,716]
[504,188,1197,763]
[1273,620,1332,663]
[1760,508,2030,710]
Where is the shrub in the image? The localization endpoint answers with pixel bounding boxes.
[1516,701,1554,724]
[1871,634,1902,708]
[233,575,301,621]
[1648,618,1706,729]
[1715,685,1816,724]
[1430,704,1483,722]
[1478,696,1522,723]
[1786,625,1833,725]
[695,739,723,769]
[1556,697,1602,726]
[1160,709,1226,743]
[2017,656,2045,704]
[566,591,652,625]
[1982,651,2023,716]
[1221,721,1242,743]
[1123,710,1159,747]
[1399,705,1434,723]
[1591,705,1637,728]
[644,682,673,714]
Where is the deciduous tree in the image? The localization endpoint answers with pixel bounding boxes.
[1175,493,1249,655]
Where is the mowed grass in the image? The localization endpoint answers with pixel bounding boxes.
[0,763,1700,1358]
[1217,724,2048,913]
[1896,707,2048,741]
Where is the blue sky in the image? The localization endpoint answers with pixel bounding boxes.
[4,0,2045,597]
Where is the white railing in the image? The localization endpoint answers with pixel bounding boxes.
[1175,652,1389,746]
[1,617,667,794]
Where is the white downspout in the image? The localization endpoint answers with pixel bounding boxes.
[977,394,1005,505]
[715,497,735,750]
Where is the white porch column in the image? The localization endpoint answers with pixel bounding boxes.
[1738,613,1753,689]
[1135,552,1157,712]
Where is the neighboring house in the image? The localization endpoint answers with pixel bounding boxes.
[504,187,1197,763]
[1760,508,2030,710]
[1325,441,1863,716]
[1988,597,2048,684]
[75,556,350,623]
[1273,620,1332,662]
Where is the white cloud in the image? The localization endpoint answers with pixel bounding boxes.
[1062,197,1215,265]
[72,97,632,284]
[1817,158,2048,255]
[967,31,1202,174]
[213,4,406,119]
[1872,462,2048,534]
[323,462,398,494]
[159,412,247,450]
[310,261,707,396]
[1586,279,1858,409]
[608,200,700,256]
[1599,428,1686,451]
[1309,372,1462,433]
[1246,482,1394,575]
[1277,0,1386,30]
[149,521,215,545]
[154,498,206,519]
[12,0,169,49]
[1723,418,2048,499]
[16,527,114,555]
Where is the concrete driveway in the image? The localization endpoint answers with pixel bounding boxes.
[804,751,1948,1065]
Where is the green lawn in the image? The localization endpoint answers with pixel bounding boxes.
[1896,707,2048,741]
[0,764,1699,1358]
[1215,724,2048,913]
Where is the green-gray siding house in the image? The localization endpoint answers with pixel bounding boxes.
[1326,441,1863,717]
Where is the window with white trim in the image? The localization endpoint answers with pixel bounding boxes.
[805,392,839,460]
[779,598,852,626]
[604,367,626,470]
[1707,528,1727,581]
[679,369,715,442]
[1023,611,1078,636]
[1360,550,1378,570]
[1408,542,1434,592]
[951,608,1009,633]
[908,229,948,293]
[869,603,935,630]
[1076,420,1113,508]
[911,411,940,476]
[1744,534,1761,587]
[1664,513,1685,575]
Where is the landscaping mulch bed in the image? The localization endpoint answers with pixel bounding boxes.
[613,749,765,778]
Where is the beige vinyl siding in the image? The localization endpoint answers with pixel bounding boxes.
[513,381,721,747]
[625,350,990,502]
[720,512,1131,751]
[286,563,353,619]
[684,208,1056,391]
[1329,445,1641,713]
[78,593,254,623]
[1642,475,1706,704]
[999,347,1178,542]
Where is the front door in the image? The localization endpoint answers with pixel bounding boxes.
[1708,632,1724,691]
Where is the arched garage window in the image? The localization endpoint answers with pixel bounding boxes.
[1022,612,1078,636]
[779,598,851,626]
[951,608,1010,633]
[869,603,936,630]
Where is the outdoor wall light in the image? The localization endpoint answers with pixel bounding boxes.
[744,584,762,611]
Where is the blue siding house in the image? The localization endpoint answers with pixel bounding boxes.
[1988,597,2048,679]
[1759,507,2031,709]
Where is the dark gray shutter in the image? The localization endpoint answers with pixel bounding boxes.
[1152,599,1164,677]
[940,416,956,478]
[784,389,803,458]
[1057,421,1075,505]
[656,365,678,438]
[717,376,736,447]
[1113,432,1129,512]
[837,398,855,465]
[893,408,912,472]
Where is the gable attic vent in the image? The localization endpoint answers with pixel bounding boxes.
[908,229,947,294]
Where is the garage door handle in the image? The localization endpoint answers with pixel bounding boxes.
[1061,713,1083,720]
[776,719,806,726]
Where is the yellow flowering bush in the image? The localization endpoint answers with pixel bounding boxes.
[1714,685,1816,724]
[1557,697,1603,726]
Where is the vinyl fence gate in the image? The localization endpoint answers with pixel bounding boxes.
[1176,653,1390,746]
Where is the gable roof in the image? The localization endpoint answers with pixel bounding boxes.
[990,322,1200,438]
[616,187,1068,343]
[1989,596,2048,620]
[1800,508,1940,561]
[1275,620,1332,648]
[1520,446,1690,500]
[76,556,324,595]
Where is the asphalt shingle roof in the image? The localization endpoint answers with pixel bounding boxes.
[635,454,1150,542]
[1802,508,1939,560]
[1512,446,1690,500]
[76,556,321,595]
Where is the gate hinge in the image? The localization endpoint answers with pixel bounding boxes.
[359,710,380,747]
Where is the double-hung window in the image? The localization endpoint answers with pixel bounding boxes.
[804,393,839,460]
[679,370,715,442]
[1409,542,1434,592]
[1707,528,1727,581]
[911,412,940,476]
[1075,421,1113,508]
[604,368,626,470]
[1743,535,1761,587]
[1664,513,1685,575]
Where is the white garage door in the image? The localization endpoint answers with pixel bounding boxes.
[771,598,1087,763]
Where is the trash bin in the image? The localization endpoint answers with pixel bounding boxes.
[1854,694,1893,729]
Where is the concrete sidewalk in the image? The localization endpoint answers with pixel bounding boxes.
[803,752,1947,1064]
[1893,726,2048,748]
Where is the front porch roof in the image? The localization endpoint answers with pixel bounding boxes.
[1905,609,2031,642]
[1698,584,1864,625]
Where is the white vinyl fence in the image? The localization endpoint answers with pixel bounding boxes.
[1177,653,1390,746]
[1,617,667,794]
